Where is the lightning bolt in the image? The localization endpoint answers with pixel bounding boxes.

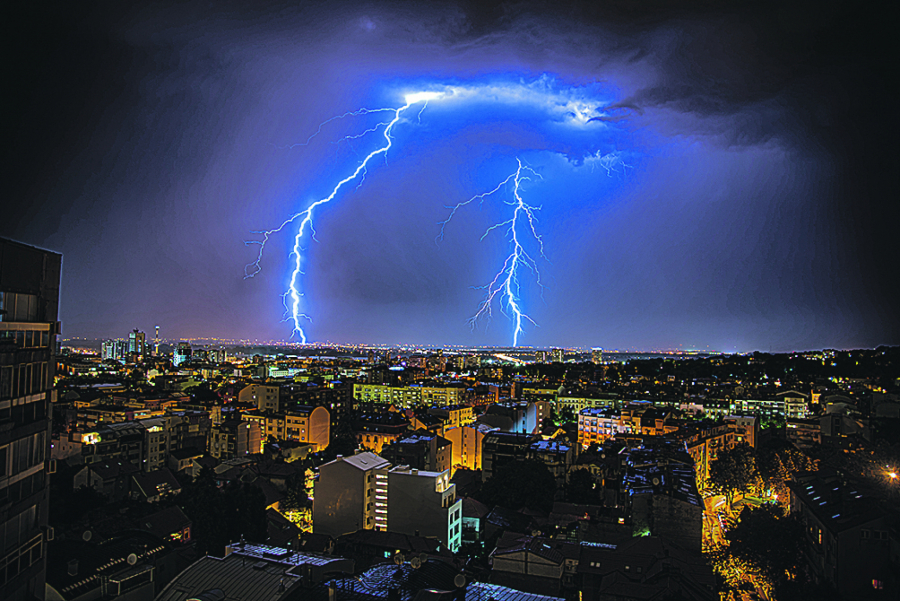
[439,158,545,347]
[244,91,443,342]
[245,80,623,345]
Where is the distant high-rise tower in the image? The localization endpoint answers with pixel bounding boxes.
[591,348,603,365]
[551,348,565,363]
[173,341,192,366]
[154,324,160,356]
[101,338,128,361]
[0,238,61,601]
[128,328,146,356]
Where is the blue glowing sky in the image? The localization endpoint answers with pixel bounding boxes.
[6,0,897,352]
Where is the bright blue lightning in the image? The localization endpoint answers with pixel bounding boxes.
[244,91,443,342]
[246,78,624,344]
[440,159,545,347]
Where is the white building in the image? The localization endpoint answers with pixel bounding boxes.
[387,466,462,553]
[313,452,462,552]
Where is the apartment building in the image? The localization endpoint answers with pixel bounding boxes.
[313,452,462,552]
[242,405,330,451]
[0,238,61,601]
[239,384,281,412]
[313,452,391,536]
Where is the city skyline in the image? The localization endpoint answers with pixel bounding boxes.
[7,1,897,353]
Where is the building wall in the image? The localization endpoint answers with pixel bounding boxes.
[307,406,330,451]
[386,467,462,552]
[239,384,280,412]
[313,455,389,538]
[443,425,487,471]
[0,238,61,601]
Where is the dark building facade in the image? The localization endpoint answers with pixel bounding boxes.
[0,238,61,601]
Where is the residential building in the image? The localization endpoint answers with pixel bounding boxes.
[786,475,897,599]
[314,452,391,537]
[481,432,537,482]
[427,404,474,428]
[209,419,262,459]
[314,452,462,552]
[242,405,330,450]
[386,465,462,553]
[442,423,496,471]
[355,412,410,454]
[557,394,618,417]
[239,383,280,412]
[380,431,452,473]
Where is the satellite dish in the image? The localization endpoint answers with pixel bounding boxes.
[652,477,660,486]
[393,553,405,565]
[410,557,422,569]
[454,574,467,588]
[82,530,92,542]
[127,553,138,566]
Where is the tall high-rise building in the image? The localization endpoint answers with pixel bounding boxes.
[101,338,128,361]
[591,348,603,364]
[0,238,61,601]
[173,341,192,367]
[154,325,160,356]
[551,347,565,363]
[128,329,145,356]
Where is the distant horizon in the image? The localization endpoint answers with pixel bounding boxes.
[60,334,896,357]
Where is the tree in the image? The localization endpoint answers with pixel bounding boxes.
[282,472,309,511]
[178,468,267,556]
[708,443,759,507]
[756,438,815,507]
[566,469,600,505]
[724,504,804,595]
[478,459,557,513]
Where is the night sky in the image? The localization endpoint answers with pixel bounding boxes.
[7,0,897,352]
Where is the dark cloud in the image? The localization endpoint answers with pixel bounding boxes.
[4,0,896,349]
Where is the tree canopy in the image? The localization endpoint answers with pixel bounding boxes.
[478,459,557,513]
[708,443,760,507]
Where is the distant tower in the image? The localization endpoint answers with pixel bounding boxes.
[154,325,160,356]
[591,348,603,365]
[129,329,146,356]
[174,341,192,367]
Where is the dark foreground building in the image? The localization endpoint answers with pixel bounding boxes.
[0,238,62,600]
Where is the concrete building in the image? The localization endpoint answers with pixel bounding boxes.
[209,419,261,459]
[427,404,474,428]
[127,329,145,356]
[479,401,549,435]
[557,394,618,417]
[172,341,192,367]
[442,423,496,471]
[243,405,330,451]
[387,466,462,553]
[481,432,537,483]
[239,383,281,412]
[787,475,898,599]
[352,383,466,409]
[0,241,61,601]
[314,452,391,537]
[380,431,452,473]
[314,452,462,552]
